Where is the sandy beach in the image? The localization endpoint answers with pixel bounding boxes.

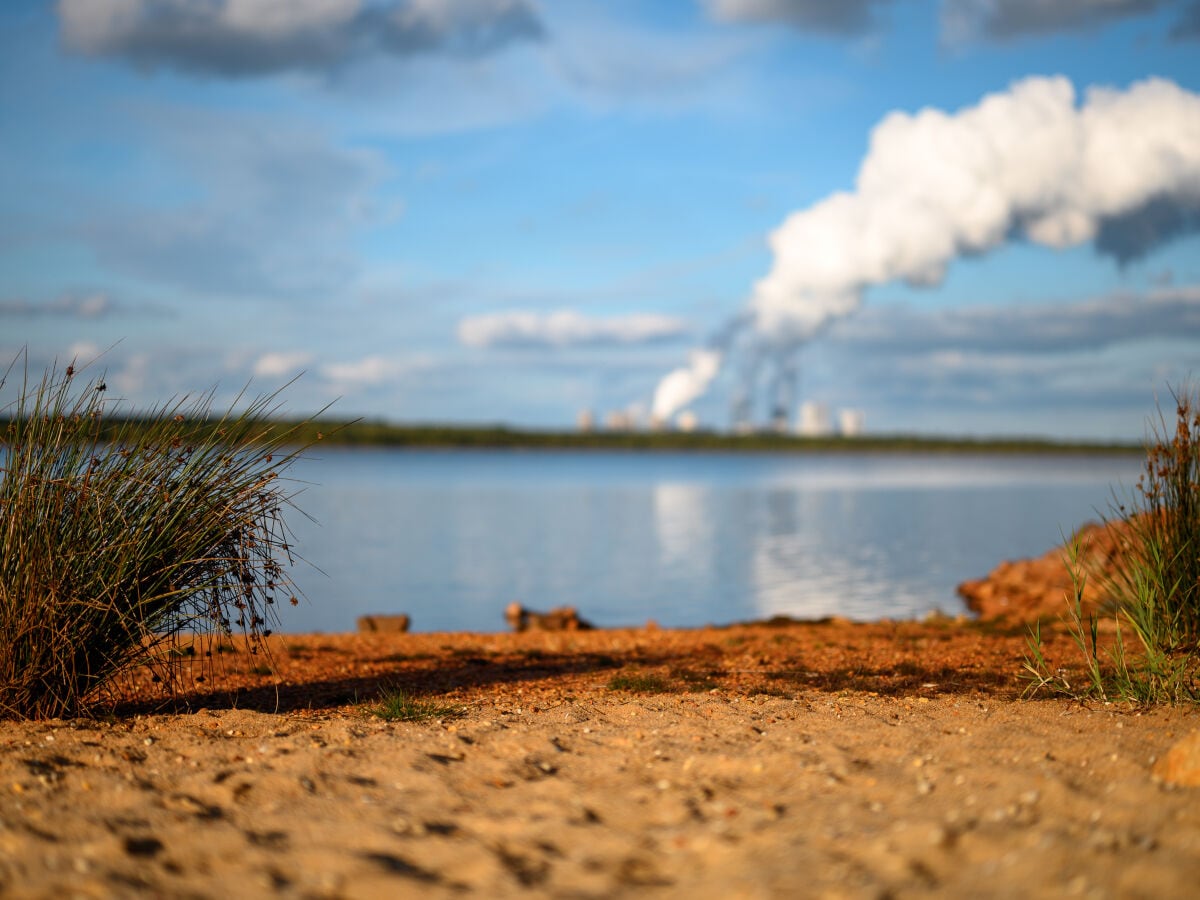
[2,616,1199,899]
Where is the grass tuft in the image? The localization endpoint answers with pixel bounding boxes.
[1025,385,1200,703]
[607,672,672,693]
[0,355,320,719]
[371,687,459,722]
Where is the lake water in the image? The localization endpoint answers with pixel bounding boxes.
[280,449,1143,634]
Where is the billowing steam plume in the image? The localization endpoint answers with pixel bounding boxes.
[652,348,723,421]
[653,75,1200,423]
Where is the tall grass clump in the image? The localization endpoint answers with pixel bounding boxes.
[0,359,317,719]
[1025,386,1200,703]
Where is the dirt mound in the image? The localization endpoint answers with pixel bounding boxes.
[957,519,1134,622]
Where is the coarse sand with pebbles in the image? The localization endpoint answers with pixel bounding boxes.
[2,614,1200,898]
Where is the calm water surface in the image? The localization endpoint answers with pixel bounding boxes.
[282,449,1142,634]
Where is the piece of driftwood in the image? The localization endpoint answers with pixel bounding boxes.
[356,613,411,633]
[504,601,594,632]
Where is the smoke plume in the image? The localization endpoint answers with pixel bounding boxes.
[652,348,724,421]
[652,75,1200,422]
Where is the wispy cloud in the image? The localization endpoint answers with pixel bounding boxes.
[834,285,1200,355]
[56,0,545,77]
[701,0,892,36]
[549,12,755,108]
[253,351,315,379]
[1170,0,1200,39]
[812,284,1200,430]
[83,113,391,299]
[703,0,1198,45]
[458,309,691,349]
[320,354,431,387]
[0,292,114,318]
[940,0,1196,45]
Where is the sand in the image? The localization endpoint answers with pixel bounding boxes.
[2,620,1199,898]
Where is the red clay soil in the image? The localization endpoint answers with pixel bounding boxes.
[102,614,1069,721]
[84,521,1136,718]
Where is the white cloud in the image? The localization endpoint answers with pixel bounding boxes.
[77,294,112,317]
[66,341,103,365]
[457,309,690,349]
[320,354,422,386]
[253,351,315,378]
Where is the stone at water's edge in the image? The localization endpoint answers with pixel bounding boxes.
[504,602,594,632]
[357,613,411,633]
[1153,732,1200,787]
[956,520,1133,622]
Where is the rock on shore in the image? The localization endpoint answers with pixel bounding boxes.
[957,520,1134,622]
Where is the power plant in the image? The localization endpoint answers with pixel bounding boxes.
[580,401,864,436]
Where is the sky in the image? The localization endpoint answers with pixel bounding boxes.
[2,0,1200,440]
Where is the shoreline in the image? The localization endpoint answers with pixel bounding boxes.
[33,413,1143,455]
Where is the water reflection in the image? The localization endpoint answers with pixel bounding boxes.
[286,450,1142,633]
[653,482,714,571]
[748,490,942,620]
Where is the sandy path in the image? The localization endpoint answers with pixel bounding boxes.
[2,683,1198,898]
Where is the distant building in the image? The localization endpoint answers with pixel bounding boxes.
[838,408,866,437]
[676,410,699,432]
[604,409,634,431]
[576,409,595,433]
[797,402,833,437]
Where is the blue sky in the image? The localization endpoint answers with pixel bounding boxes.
[2,1,1200,439]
